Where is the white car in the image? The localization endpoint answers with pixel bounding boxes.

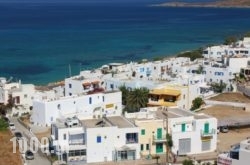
[220,126,229,133]
[9,123,15,130]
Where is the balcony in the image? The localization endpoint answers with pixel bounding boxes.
[126,133,138,144]
[152,135,167,143]
[200,129,215,137]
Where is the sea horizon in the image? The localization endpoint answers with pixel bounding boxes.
[0,1,250,85]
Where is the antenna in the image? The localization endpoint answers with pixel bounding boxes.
[68,64,72,78]
[79,63,82,73]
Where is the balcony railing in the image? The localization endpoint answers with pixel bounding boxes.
[152,135,167,143]
[126,138,138,144]
[200,129,215,137]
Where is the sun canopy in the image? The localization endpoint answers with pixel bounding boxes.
[150,88,181,96]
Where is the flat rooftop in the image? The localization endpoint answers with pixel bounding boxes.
[81,116,135,128]
[54,118,82,129]
[130,107,210,122]
[162,108,210,120]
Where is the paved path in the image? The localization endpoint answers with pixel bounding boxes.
[10,117,51,165]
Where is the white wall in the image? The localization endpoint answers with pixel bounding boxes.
[169,116,217,155]
[32,91,122,126]
[11,84,35,106]
[86,126,140,163]
[86,127,117,163]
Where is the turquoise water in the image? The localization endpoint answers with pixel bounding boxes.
[0,2,250,85]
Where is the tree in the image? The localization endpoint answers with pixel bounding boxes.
[119,85,129,106]
[7,94,14,109]
[244,31,250,37]
[177,48,203,61]
[166,133,173,148]
[182,159,194,165]
[166,133,173,164]
[210,82,227,93]
[125,88,149,112]
[191,97,203,111]
[196,65,204,74]
[224,36,237,45]
[0,117,8,131]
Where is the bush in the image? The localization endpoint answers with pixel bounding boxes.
[182,159,194,165]
[191,97,203,111]
[0,117,8,131]
[177,48,203,61]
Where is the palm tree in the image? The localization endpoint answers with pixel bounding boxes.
[119,85,129,106]
[126,88,149,112]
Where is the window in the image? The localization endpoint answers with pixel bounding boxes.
[183,94,185,99]
[126,133,138,144]
[69,84,72,88]
[24,94,27,98]
[141,129,145,135]
[181,123,186,132]
[69,149,86,157]
[97,136,101,143]
[102,96,105,102]
[140,144,144,151]
[89,97,92,104]
[146,144,149,150]
[204,123,209,134]
[57,104,61,110]
[69,93,72,96]
[64,134,66,140]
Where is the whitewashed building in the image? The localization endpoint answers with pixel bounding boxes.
[31,90,122,126]
[65,75,102,97]
[0,77,35,107]
[126,107,218,156]
[218,138,250,165]
[203,37,250,60]
[51,116,140,164]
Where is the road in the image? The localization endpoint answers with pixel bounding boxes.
[10,117,51,165]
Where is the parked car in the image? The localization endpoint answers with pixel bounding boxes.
[9,122,15,130]
[220,126,229,133]
[25,150,34,160]
[14,132,23,140]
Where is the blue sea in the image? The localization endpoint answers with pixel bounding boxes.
[0,0,250,85]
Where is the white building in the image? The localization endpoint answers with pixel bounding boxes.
[168,108,217,155]
[65,75,102,97]
[0,77,35,107]
[218,138,250,165]
[31,90,122,126]
[126,107,218,156]
[203,37,250,60]
[51,119,86,163]
[51,116,140,164]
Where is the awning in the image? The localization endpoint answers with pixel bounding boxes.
[115,145,136,151]
[150,89,181,96]
[69,130,84,135]
[82,82,91,86]
[91,81,100,84]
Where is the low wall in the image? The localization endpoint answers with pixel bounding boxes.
[204,100,246,108]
